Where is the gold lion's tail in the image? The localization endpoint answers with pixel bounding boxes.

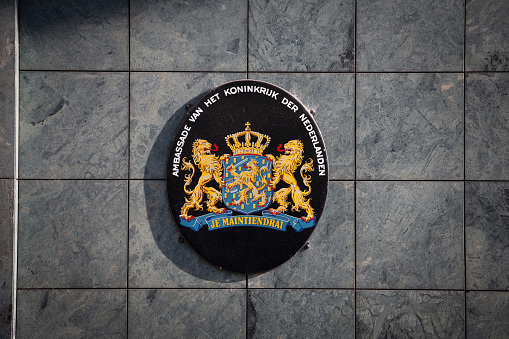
[181,157,195,195]
[300,158,314,196]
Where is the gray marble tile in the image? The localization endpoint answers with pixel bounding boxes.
[357,73,464,180]
[249,0,354,72]
[356,181,464,289]
[357,0,464,71]
[18,180,127,288]
[357,290,465,339]
[131,0,246,71]
[251,73,355,180]
[0,0,15,178]
[17,289,126,339]
[20,72,128,179]
[129,180,245,288]
[129,289,245,339]
[466,182,509,290]
[466,0,509,71]
[467,291,509,339]
[248,181,354,288]
[130,72,245,180]
[248,289,354,339]
[466,73,509,180]
[19,0,128,70]
[0,180,13,338]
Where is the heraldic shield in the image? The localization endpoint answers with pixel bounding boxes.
[223,154,273,214]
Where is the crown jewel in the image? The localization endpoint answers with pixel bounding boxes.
[225,122,270,155]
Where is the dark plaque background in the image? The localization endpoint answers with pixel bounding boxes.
[167,80,328,273]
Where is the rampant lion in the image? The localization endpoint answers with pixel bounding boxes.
[226,158,270,208]
[266,140,315,221]
[180,139,227,221]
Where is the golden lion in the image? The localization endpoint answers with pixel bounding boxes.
[226,158,269,208]
[267,140,315,221]
[180,139,227,221]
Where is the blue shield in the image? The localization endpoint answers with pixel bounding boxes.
[222,154,273,214]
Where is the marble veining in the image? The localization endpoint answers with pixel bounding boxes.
[466,182,509,290]
[466,0,509,71]
[248,289,354,339]
[357,290,465,338]
[356,181,464,289]
[16,290,126,339]
[18,180,127,288]
[357,0,464,71]
[20,72,129,179]
[129,289,245,338]
[357,73,464,180]
[467,291,509,338]
[466,73,509,180]
[0,180,14,338]
[249,0,354,71]
[131,0,246,71]
[19,0,129,70]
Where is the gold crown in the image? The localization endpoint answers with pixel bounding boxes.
[225,122,270,155]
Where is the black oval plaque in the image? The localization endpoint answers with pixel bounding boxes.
[167,80,328,273]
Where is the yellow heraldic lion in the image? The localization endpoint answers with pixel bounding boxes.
[226,158,270,208]
[266,140,315,221]
[180,139,228,221]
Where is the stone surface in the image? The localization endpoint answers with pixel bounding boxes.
[467,291,509,339]
[129,289,245,339]
[251,73,355,180]
[249,0,354,72]
[356,73,464,180]
[129,180,245,288]
[18,180,127,288]
[466,0,509,71]
[466,182,509,290]
[130,72,244,179]
[17,289,126,339]
[0,0,15,178]
[356,181,464,289]
[357,0,464,71]
[0,180,13,338]
[248,289,354,338]
[20,72,129,179]
[356,290,465,339]
[131,0,246,71]
[248,181,354,288]
[466,73,509,180]
[19,0,128,70]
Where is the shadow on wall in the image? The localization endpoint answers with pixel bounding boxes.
[143,91,244,283]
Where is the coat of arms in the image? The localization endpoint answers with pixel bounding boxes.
[179,122,315,232]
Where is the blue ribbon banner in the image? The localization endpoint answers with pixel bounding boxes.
[180,210,315,232]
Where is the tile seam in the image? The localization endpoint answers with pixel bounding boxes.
[13,0,20,338]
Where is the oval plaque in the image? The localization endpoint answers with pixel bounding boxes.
[167,80,328,273]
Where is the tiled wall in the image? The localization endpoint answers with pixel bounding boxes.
[1,0,508,337]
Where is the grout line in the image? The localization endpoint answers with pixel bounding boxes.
[246,3,250,337]
[464,0,468,337]
[246,275,249,339]
[127,0,131,337]
[18,69,509,74]
[13,1,20,337]
[353,0,357,333]
[246,0,250,79]
[16,286,486,292]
